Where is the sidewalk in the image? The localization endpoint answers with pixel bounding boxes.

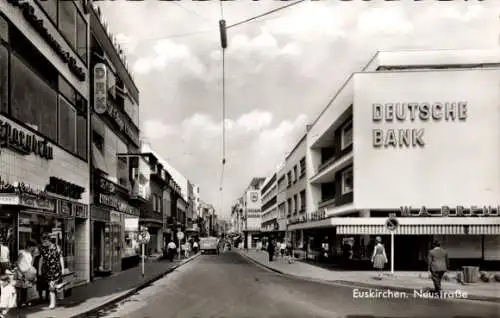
[238,249,500,302]
[16,253,200,318]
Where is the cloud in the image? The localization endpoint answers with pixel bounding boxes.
[115,33,138,54]
[236,110,273,132]
[357,7,414,36]
[132,39,207,77]
[141,119,176,140]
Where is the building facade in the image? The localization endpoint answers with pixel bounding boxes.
[0,0,91,289]
[242,177,265,249]
[283,135,308,253]
[291,49,500,270]
[260,173,277,235]
[89,4,143,277]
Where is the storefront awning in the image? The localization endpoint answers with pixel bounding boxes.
[290,217,500,235]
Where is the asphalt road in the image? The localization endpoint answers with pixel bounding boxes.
[91,251,500,318]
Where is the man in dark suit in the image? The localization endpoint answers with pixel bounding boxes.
[428,241,449,294]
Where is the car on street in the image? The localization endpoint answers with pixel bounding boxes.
[199,237,219,254]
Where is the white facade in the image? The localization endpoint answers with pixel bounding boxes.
[192,184,201,217]
[141,142,188,201]
[260,173,278,232]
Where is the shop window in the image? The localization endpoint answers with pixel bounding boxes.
[37,0,57,25]
[0,45,7,114]
[11,54,57,141]
[0,16,8,43]
[58,1,77,50]
[18,213,75,273]
[58,96,77,153]
[341,120,353,150]
[341,167,353,195]
[76,10,87,63]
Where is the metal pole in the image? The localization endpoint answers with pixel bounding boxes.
[141,243,145,277]
[391,232,394,274]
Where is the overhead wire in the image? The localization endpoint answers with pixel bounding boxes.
[226,0,306,29]
[219,0,227,196]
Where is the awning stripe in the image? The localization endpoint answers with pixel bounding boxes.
[336,224,500,235]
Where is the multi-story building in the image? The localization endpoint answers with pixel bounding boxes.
[276,162,288,241]
[0,0,91,290]
[139,143,183,243]
[230,198,244,234]
[291,49,500,270]
[192,183,200,217]
[242,177,266,249]
[283,135,308,252]
[88,4,143,277]
[260,173,279,239]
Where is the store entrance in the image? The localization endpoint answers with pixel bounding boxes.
[92,221,104,274]
[110,223,122,273]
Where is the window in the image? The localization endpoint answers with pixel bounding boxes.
[287,199,292,215]
[107,70,116,99]
[287,172,292,187]
[59,76,75,104]
[37,0,57,24]
[11,54,57,140]
[124,95,139,127]
[300,190,306,211]
[299,157,306,177]
[58,96,77,153]
[341,120,353,149]
[152,194,157,212]
[76,11,87,62]
[0,16,8,42]
[0,45,7,114]
[341,167,353,195]
[293,195,298,213]
[157,196,162,213]
[293,166,298,182]
[76,115,87,159]
[58,1,76,49]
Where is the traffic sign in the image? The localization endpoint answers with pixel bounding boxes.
[385,217,399,232]
[177,231,185,241]
[137,231,150,244]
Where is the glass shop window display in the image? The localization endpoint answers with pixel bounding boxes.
[18,213,75,273]
[0,211,16,264]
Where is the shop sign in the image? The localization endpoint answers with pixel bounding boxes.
[105,103,139,146]
[110,211,121,223]
[46,177,85,200]
[74,203,88,218]
[0,194,19,205]
[56,200,72,216]
[6,0,85,81]
[98,177,116,194]
[94,63,107,115]
[400,205,499,217]
[98,193,140,216]
[310,209,326,221]
[20,194,55,212]
[0,120,54,160]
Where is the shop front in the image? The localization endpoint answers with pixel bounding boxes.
[91,175,140,277]
[0,116,90,286]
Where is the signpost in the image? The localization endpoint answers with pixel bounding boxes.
[137,226,150,277]
[385,215,399,274]
[177,230,185,261]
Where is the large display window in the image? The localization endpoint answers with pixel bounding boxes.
[18,212,75,272]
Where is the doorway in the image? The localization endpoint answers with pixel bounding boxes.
[92,221,104,273]
[110,223,122,273]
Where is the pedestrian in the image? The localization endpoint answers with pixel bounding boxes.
[38,233,65,310]
[0,273,16,317]
[14,240,37,307]
[428,240,449,295]
[0,239,10,275]
[371,236,387,279]
[33,242,47,303]
[267,239,275,262]
[167,241,177,262]
[279,241,286,259]
[286,241,294,264]
[193,240,199,254]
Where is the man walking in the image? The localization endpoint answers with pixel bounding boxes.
[428,240,449,294]
[267,239,275,262]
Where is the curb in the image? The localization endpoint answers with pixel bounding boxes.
[71,253,201,318]
[237,251,500,303]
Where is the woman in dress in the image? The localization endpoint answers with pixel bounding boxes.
[371,236,388,279]
[38,234,64,310]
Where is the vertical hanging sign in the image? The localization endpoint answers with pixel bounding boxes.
[94,63,108,114]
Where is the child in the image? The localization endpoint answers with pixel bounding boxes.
[0,272,16,317]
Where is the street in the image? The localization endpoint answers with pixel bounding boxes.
[89,251,500,318]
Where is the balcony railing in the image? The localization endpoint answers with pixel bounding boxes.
[318,197,336,209]
[318,156,337,173]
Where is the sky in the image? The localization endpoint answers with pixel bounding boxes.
[96,0,499,220]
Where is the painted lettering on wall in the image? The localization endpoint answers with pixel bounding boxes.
[372,102,468,148]
[98,193,140,216]
[0,120,54,160]
[400,205,499,217]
